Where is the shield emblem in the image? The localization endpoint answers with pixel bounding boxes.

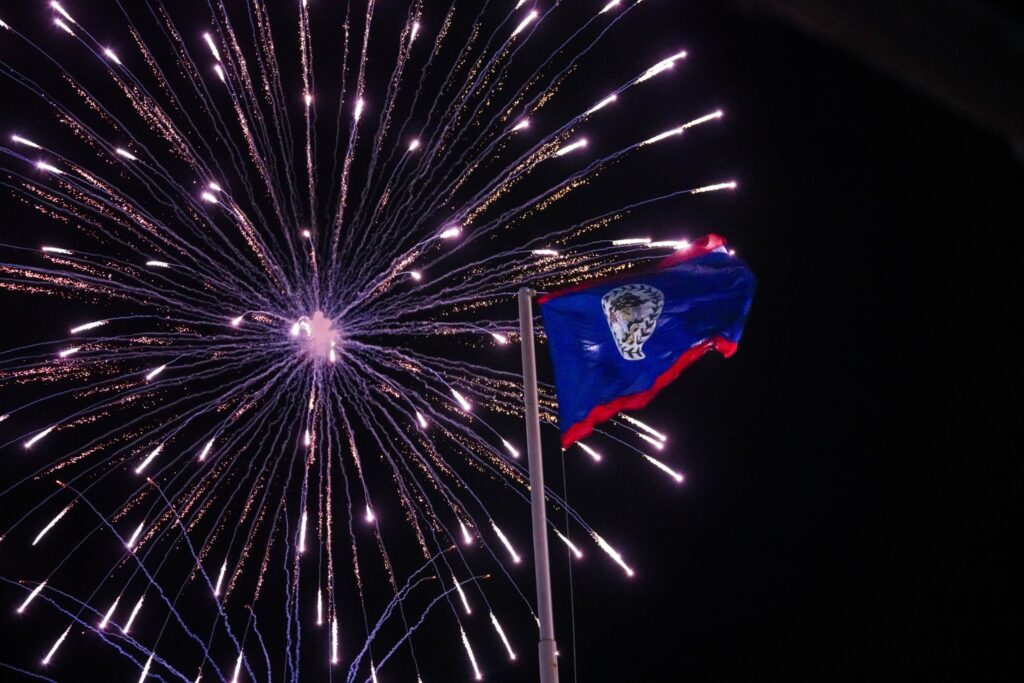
[601,284,664,360]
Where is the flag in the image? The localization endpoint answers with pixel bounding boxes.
[537,234,755,448]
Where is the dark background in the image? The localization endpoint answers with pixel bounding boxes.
[1,1,1019,680]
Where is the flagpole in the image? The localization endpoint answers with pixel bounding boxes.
[517,286,560,683]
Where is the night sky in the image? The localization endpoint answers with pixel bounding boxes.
[0,1,1018,681]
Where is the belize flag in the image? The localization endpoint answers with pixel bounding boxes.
[537,235,755,448]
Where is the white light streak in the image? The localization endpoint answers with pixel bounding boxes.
[490,612,517,660]
[135,444,162,474]
[439,225,462,239]
[202,32,221,61]
[637,50,688,83]
[415,411,428,429]
[637,432,665,450]
[491,331,510,344]
[50,3,75,24]
[642,453,685,483]
[599,0,622,13]
[99,595,120,629]
[554,529,584,559]
[298,511,308,553]
[577,441,602,462]
[146,260,171,268]
[641,111,723,146]
[303,430,312,447]
[0,19,9,30]
[115,148,137,160]
[612,237,652,246]
[103,48,122,65]
[532,249,559,256]
[586,94,617,115]
[555,138,587,156]
[331,617,339,664]
[648,240,690,249]
[304,92,313,107]
[594,533,635,577]
[365,504,375,523]
[461,628,483,680]
[512,10,539,37]
[316,589,323,626]
[16,581,46,614]
[453,575,472,614]
[230,652,243,683]
[126,521,145,549]
[138,655,153,683]
[36,161,63,174]
[290,322,301,336]
[145,364,167,382]
[620,416,666,441]
[123,595,144,634]
[230,315,244,327]
[411,21,420,42]
[501,438,520,458]
[451,389,472,412]
[54,18,73,35]
[24,426,54,449]
[459,521,474,545]
[200,191,218,204]
[58,346,80,358]
[354,98,365,121]
[70,320,107,334]
[42,625,72,666]
[11,135,41,149]
[409,270,422,281]
[208,182,222,192]
[41,246,72,256]
[32,505,71,546]
[214,64,226,83]
[490,521,521,564]
[199,438,214,461]
[691,181,737,194]
[512,118,530,131]
[213,560,227,597]
[408,138,421,151]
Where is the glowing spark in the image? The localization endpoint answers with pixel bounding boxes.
[11,135,41,149]
[123,595,144,634]
[459,521,474,545]
[451,389,472,412]
[439,225,462,239]
[637,50,688,83]
[555,138,587,156]
[145,260,171,268]
[460,628,483,680]
[612,237,651,246]
[135,450,158,478]
[648,240,690,249]
[331,617,340,664]
[16,581,46,613]
[365,505,375,523]
[103,48,121,65]
[213,560,227,597]
[691,181,737,194]
[411,21,420,42]
[208,182,222,192]
[58,347,80,360]
[316,589,323,626]
[586,94,617,115]
[298,511,308,553]
[600,0,622,13]
[490,612,517,661]
[126,521,145,549]
[491,331,510,345]
[512,10,539,37]
[577,441,602,462]
[36,161,63,174]
[303,430,311,446]
[24,426,54,449]
[641,111,723,146]
[290,322,301,337]
[230,652,243,683]
[50,3,75,24]
[99,596,120,629]
[200,191,218,204]
[637,432,665,449]
[0,19,8,30]
[137,655,153,683]
[408,139,421,151]
[198,438,214,461]
[354,98,365,121]
[230,315,244,327]
[532,249,558,256]
[53,18,73,35]
[554,529,584,559]
[115,148,137,160]
[202,32,221,61]
[145,364,167,381]
[42,625,72,666]
[452,574,472,614]
[371,662,378,683]
[415,411,428,429]
[594,533,635,577]
[214,64,226,83]
[490,521,521,564]
[409,270,422,281]
[512,119,530,131]
[501,438,520,458]
[304,92,313,108]
[642,453,684,483]
[42,246,72,255]
[32,506,71,546]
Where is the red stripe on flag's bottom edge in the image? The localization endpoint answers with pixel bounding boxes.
[559,337,739,449]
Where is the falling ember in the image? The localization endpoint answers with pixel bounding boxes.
[637,50,688,83]
[637,432,665,450]
[57,346,80,358]
[202,32,221,61]
[501,438,520,458]
[70,320,107,334]
[512,118,530,131]
[691,181,738,194]
[230,652,243,683]
[577,442,602,462]
[453,574,472,614]
[365,505,375,523]
[415,411,428,429]
[555,138,588,157]
[410,21,420,42]
[354,98,365,121]
[532,249,559,257]
[642,453,685,483]
[36,161,63,174]
[586,94,618,115]
[11,135,42,149]
[409,270,422,281]
[50,3,76,25]
[439,225,462,239]
[123,595,144,634]
[126,521,145,549]
[103,48,122,65]
[298,511,308,553]
[99,595,120,630]
[612,237,652,246]
[490,521,522,564]
[114,148,137,160]
[42,625,72,665]
[304,92,313,107]
[137,655,153,683]
[16,581,46,613]
[200,191,218,203]
[331,617,339,665]
[32,505,71,546]
[145,260,171,268]
[459,521,474,545]
[490,612,517,661]
[460,628,484,680]
[512,10,539,37]
[214,64,226,83]
[24,426,55,449]
[599,0,622,13]
[594,533,635,577]
[135,444,163,474]
[198,438,214,461]
[408,138,421,152]
[230,315,244,327]
[213,560,227,597]
[303,430,312,446]
[316,589,323,626]
[145,365,167,381]
[53,18,74,35]
[554,529,584,559]
[451,389,472,412]
[491,331,510,344]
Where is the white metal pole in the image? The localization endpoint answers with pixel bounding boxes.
[517,286,559,683]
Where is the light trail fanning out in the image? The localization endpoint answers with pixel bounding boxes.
[0,1,739,680]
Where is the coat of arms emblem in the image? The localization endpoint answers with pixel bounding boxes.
[601,284,664,360]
